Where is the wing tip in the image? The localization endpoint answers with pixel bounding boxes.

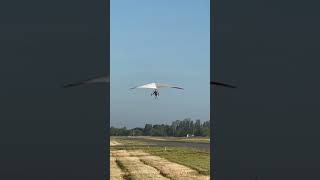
[171,87,184,90]
[61,82,84,88]
[211,81,237,88]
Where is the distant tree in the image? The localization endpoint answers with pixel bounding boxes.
[110,126,117,136]
[201,120,210,137]
[151,124,167,136]
[109,119,211,137]
[152,125,161,136]
[143,124,153,136]
[118,127,130,136]
[194,119,201,136]
[201,127,210,137]
[134,129,143,136]
[171,120,179,136]
[132,128,143,136]
[164,124,172,136]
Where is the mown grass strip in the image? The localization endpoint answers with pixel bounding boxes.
[144,147,210,175]
[115,159,132,180]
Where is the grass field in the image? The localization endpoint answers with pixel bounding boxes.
[142,136,210,143]
[110,136,210,179]
[145,147,210,175]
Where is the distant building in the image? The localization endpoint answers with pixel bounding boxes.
[186,134,194,138]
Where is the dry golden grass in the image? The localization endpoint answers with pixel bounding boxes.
[110,140,123,146]
[110,156,125,180]
[130,150,209,180]
[110,150,210,180]
[112,150,168,180]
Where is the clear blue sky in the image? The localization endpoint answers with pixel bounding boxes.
[111,0,210,128]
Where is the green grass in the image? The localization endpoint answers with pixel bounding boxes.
[112,136,210,143]
[145,147,210,175]
[154,136,210,143]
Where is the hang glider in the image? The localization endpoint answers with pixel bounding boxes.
[130,82,184,90]
[62,75,109,88]
[130,82,184,99]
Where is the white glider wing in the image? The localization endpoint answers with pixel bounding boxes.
[130,82,184,90]
[130,83,157,89]
[155,83,184,90]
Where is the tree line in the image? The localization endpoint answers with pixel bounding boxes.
[110,118,210,137]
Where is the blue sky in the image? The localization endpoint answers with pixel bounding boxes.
[111,0,210,128]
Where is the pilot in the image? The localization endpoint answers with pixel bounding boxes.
[151,90,159,98]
